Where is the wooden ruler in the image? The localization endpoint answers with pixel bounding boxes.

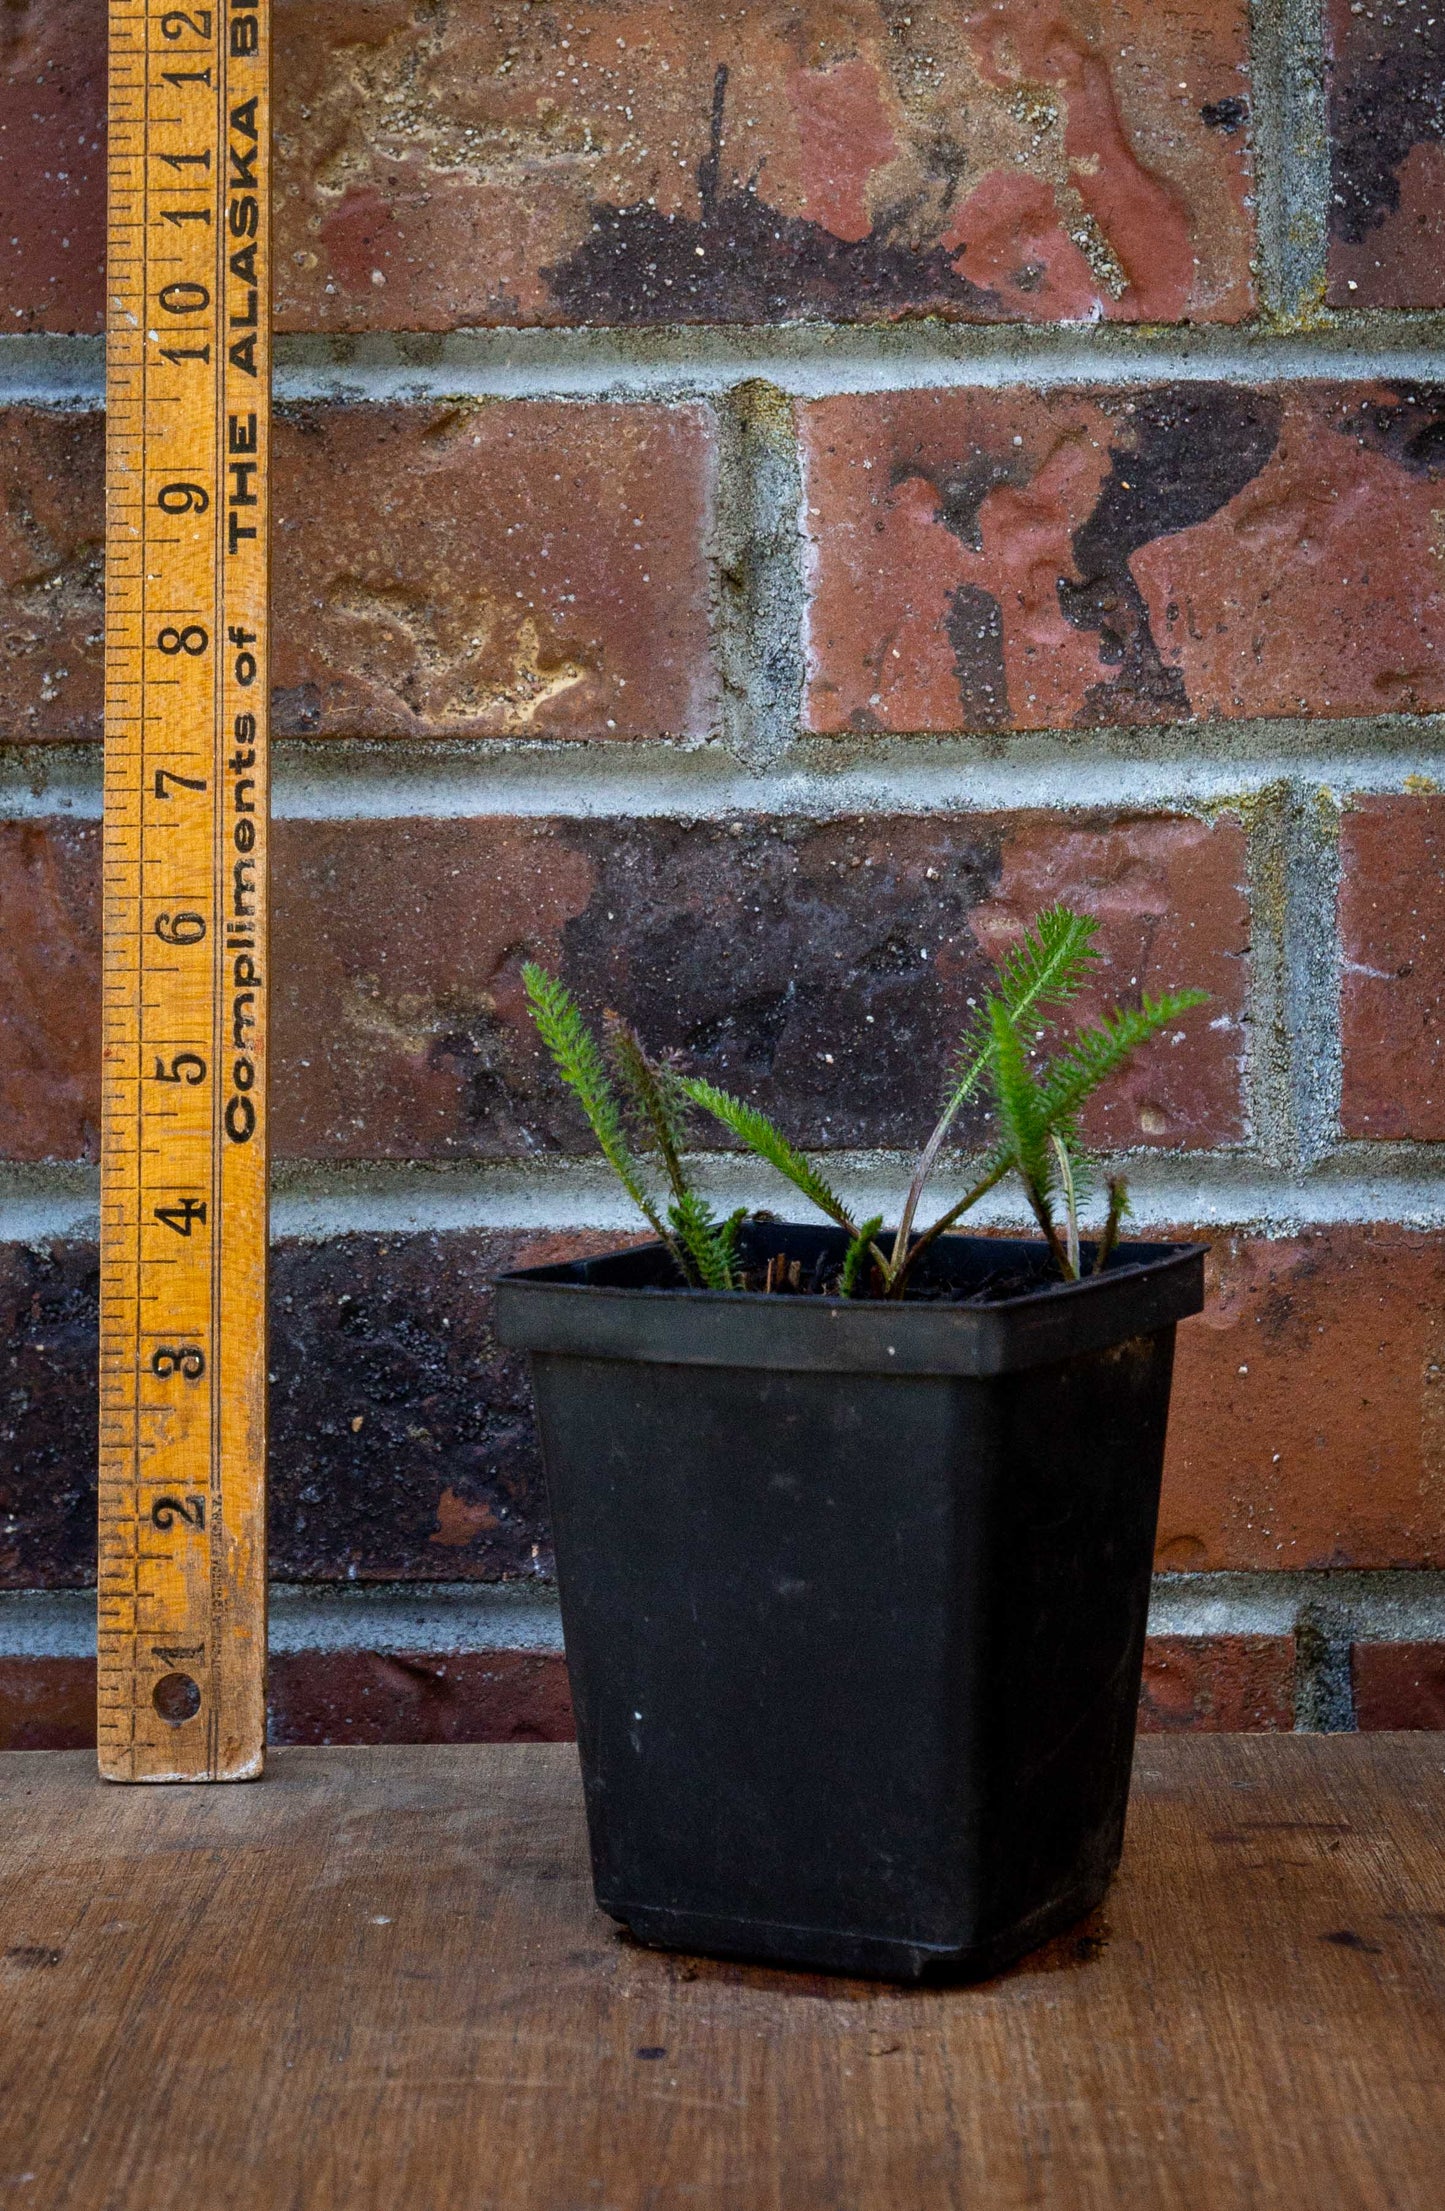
[100,0,270,1780]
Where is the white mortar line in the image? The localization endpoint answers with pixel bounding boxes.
[263,1154,1445,1239]
[0,1169,101,1242]
[7,323,1445,405]
[1250,0,1330,324]
[5,732,1445,825]
[1149,1572,1445,1642]
[271,741,1445,822]
[10,1152,1445,1243]
[14,1149,1445,1255]
[16,1158,1445,1247]
[3,1573,1441,1661]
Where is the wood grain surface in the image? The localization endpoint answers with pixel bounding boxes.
[0,1737,1441,2209]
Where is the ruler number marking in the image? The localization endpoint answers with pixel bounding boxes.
[153,1198,207,1237]
[153,1052,208,1084]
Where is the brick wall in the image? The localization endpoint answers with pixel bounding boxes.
[3,0,1445,1746]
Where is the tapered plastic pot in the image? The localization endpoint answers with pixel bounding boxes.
[494,1222,1204,1981]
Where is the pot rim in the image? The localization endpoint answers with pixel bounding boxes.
[495,1227,1206,1378]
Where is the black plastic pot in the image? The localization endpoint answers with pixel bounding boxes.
[495,1222,1204,1981]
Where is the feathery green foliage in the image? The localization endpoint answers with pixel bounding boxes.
[667,1188,740,1290]
[943,904,1101,1117]
[1037,991,1208,1134]
[840,1215,884,1299]
[672,1078,859,1234]
[606,1014,690,1196]
[525,965,735,1289]
[522,964,672,1254]
[522,909,1208,1299]
[890,905,1101,1270]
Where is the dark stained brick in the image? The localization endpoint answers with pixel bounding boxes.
[3,0,1253,334]
[0,408,104,743]
[0,0,106,334]
[1162,1228,1445,1573]
[1352,1642,1445,1729]
[1326,0,1445,308]
[0,1230,623,1590]
[267,1231,589,1584]
[0,1240,98,1588]
[1339,797,1445,1142]
[803,384,1445,733]
[1137,1636,1295,1731]
[0,403,716,744]
[11,1222,1445,1590]
[0,820,100,1162]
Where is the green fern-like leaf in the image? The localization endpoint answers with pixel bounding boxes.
[522,964,678,1261]
[718,1205,748,1278]
[1038,989,1209,1132]
[667,1189,737,1291]
[840,1214,884,1299]
[606,1015,690,1199]
[986,996,1055,1200]
[675,1077,858,1233]
[942,905,1101,1117]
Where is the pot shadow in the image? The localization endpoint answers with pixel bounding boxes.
[611,1906,1113,1998]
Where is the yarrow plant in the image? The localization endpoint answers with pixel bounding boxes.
[523,905,1207,1301]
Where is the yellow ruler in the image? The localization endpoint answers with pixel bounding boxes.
[99,0,270,1780]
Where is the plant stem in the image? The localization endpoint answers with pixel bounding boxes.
[1051,1134,1081,1281]
[885,1156,1012,1298]
[1022,1174,1072,1280]
[888,1110,958,1281]
[1092,1177,1128,1274]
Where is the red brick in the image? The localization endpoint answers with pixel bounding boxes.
[0,0,105,334]
[270,0,1253,331]
[0,1653,576,1749]
[269,810,1243,1161]
[1340,797,1445,1142]
[0,820,99,1163]
[803,384,1445,733]
[269,404,715,740]
[0,408,104,743]
[267,1651,574,1745]
[0,403,715,743]
[0,809,1248,1163]
[1162,1228,1445,1573]
[0,1657,96,1750]
[1326,0,1445,308]
[1352,1643,1445,1730]
[0,0,1254,336]
[1137,1636,1295,1731]
[0,1640,1311,1754]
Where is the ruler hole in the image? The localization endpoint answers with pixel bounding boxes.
[153,1672,202,1726]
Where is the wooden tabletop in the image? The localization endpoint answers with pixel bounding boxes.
[1,1737,1442,2210]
